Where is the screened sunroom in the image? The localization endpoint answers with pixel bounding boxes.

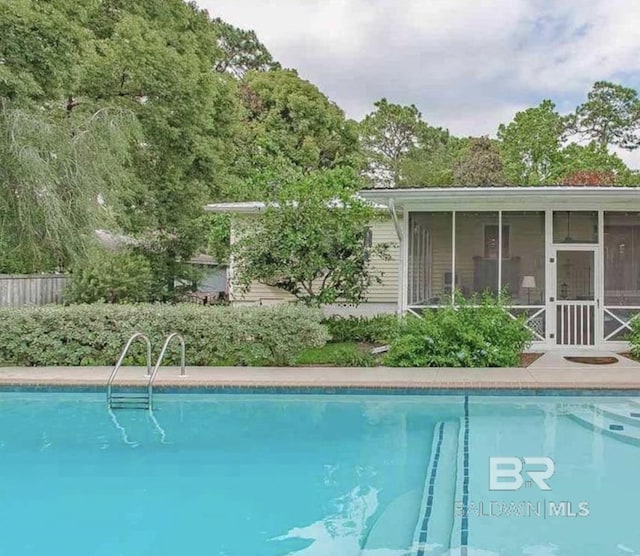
[360,187,640,349]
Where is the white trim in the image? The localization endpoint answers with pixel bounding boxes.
[204,199,389,213]
[545,209,554,348]
[388,199,403,241]
[360,189,640,214]
[360,186,640,204]
[451,211,456,304]
[497,214,503,299]
[597,209,605,346]
[400,206,409,313]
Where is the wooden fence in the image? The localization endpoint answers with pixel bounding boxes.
[0,274,70,308]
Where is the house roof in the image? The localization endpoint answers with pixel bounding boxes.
[204,199,388,213]
[189,254,221,266]
[206,187,640,214]
[204,201,268,214]
[359,185,640,212]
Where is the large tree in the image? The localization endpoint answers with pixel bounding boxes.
[553,142,630,184]
[80,2,241,294]
[0,0,243,294]
[497,100,565,185]
[453,137,507,186]
[233,169,389,306]
[566,81,640,150]
[231,69,360,198]
[0,0,88,103]
[399,134,466,187]
[360,99,440,187]
[212,18,280,78]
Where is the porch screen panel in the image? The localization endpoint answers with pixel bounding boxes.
[455,212,499,298]
[408,212,452,305]
[604,212,640,340]
[553,211,598,243]
[408,214,429,306]
[500,212,545,305]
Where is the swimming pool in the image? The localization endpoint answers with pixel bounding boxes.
[0,392,638,555]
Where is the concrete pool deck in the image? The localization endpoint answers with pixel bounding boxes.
[1,352,640,390]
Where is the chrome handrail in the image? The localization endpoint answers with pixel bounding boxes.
[147,333,186,408]
[107,332,152,407]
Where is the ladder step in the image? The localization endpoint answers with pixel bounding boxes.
[110,394,149,399]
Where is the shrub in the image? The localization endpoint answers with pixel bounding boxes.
[628,319,640,358]
[65,249,156,304]
[330,344,377,367]
[295,342,377,367]
[383,300,532,368]
[323,314,399,344]
[0,304,329,367]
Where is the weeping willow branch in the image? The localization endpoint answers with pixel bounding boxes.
[0,104,140,272]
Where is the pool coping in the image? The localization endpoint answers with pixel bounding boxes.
[1,365,640,394]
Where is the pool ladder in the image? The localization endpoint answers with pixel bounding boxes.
[107,332,186,411]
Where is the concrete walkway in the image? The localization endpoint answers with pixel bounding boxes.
[1,353,639,390]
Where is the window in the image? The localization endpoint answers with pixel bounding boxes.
[484,225,510,259]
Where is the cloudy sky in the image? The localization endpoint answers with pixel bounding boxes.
[198,0,640,167]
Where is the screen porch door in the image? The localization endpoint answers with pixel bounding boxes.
[552,247,598,346]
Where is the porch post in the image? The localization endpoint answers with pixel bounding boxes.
[400,207,409,313]
[497,210,503,298]
[596,209,604,347]
[545,209,554,348]
[451,211,456,304]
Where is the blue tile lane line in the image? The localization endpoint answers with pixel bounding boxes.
[461,395,470,549]
[416,422,445,556]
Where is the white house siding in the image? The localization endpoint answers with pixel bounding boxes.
[229,217,400,313]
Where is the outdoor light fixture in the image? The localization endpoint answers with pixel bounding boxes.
[521,275,536,304]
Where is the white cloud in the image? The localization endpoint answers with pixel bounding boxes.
[199,0,640,168]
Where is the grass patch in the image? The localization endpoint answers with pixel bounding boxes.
[295,342,376,367]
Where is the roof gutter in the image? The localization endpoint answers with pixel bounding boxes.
[388,199,403,241]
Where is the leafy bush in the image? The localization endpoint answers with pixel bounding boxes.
[0,304,329,367]
[330,344,377,367]
[65,250,156,304]
[628,319,640,358]
[383,300,532,367]
[323,314,399,344]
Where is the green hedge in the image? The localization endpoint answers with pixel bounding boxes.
[323,314,399,344]
[628,319,640,359]
[383,301,532,368]
[0,304,329,367]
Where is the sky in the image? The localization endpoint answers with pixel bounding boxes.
[198,0,640,168]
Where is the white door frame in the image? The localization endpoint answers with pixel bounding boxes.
[549,244,601,347]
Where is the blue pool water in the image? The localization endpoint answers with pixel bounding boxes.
[0,392,639,555]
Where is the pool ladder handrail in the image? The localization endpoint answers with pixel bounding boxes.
[146,332,186,408]
[107,332,152,408]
